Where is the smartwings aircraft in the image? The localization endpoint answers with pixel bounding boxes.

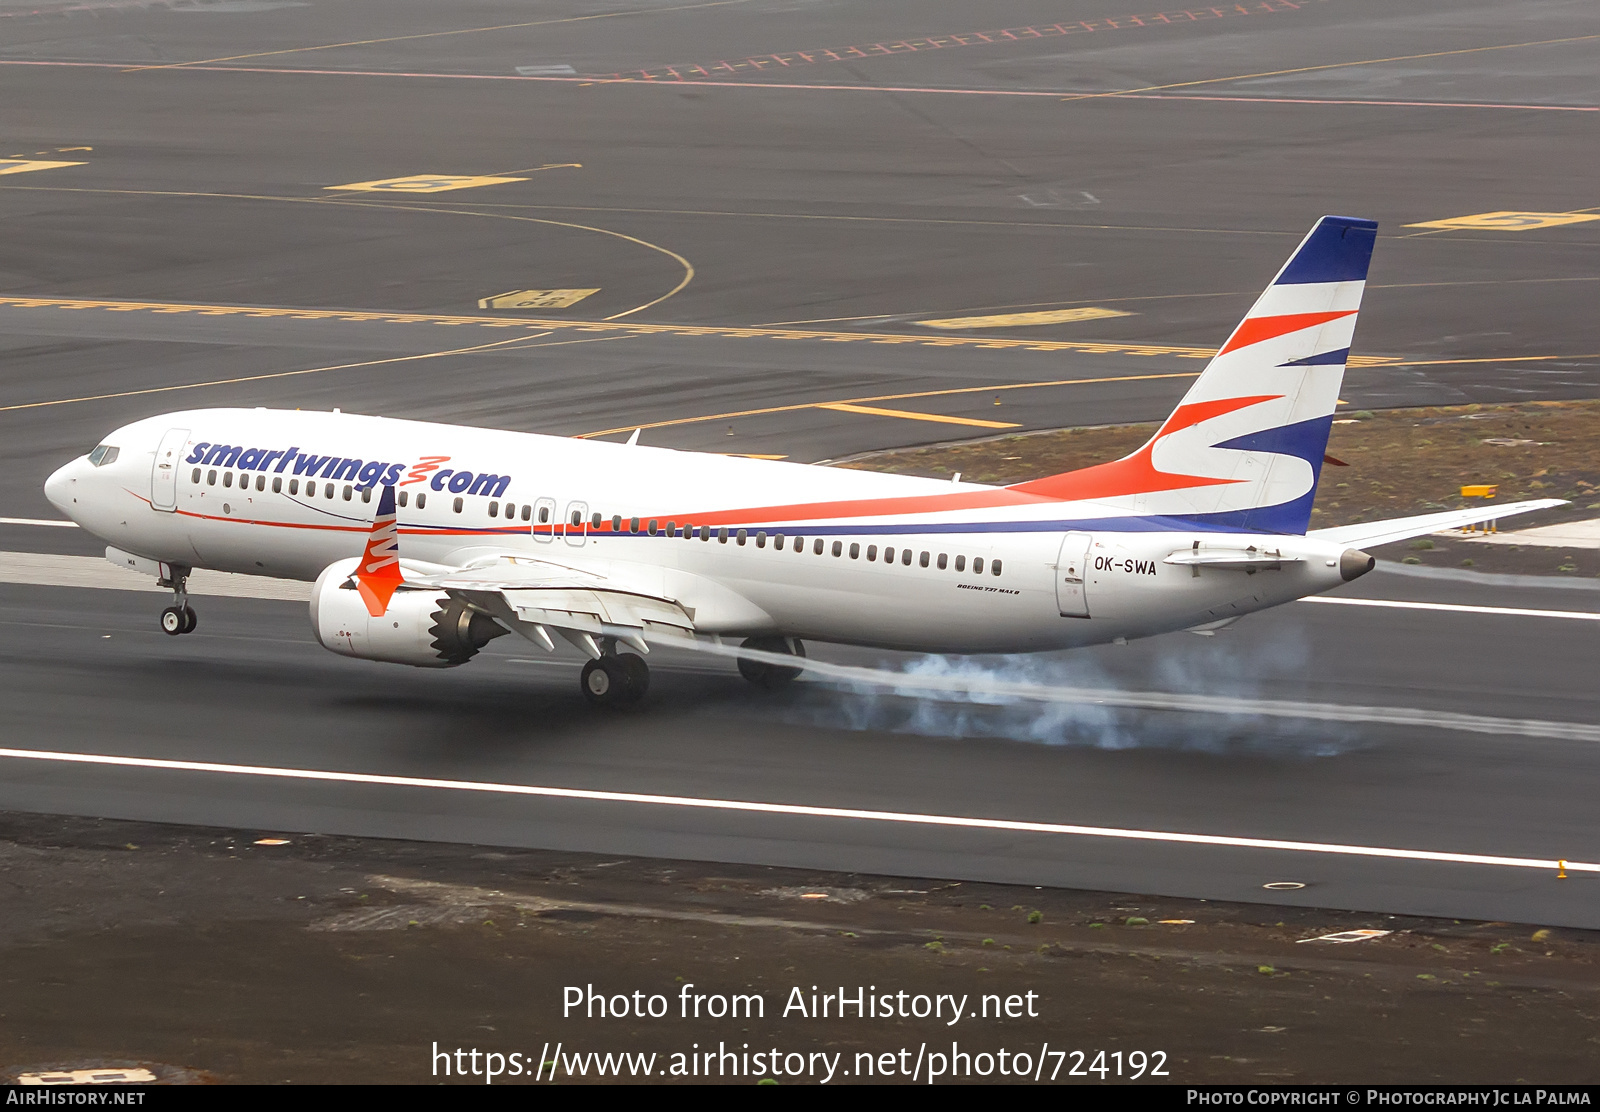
[46,217,1559,706]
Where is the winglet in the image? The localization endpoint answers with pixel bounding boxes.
[356,484,404,617]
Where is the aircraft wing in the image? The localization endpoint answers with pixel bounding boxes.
[1307,498,1566,550]
[400,554,696,658]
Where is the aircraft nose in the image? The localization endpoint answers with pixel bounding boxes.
[44,460,80,517]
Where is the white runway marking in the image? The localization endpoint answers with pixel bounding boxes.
[0,517,77,528]
[1302,596,1600,621]
[0,551,310,600]
[0,746,1592,875]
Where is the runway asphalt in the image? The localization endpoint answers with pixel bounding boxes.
[0,0,1596,925]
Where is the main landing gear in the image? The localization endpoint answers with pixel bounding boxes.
[737,636,806,689]
[580,646,649,708]
[158,565,197,636]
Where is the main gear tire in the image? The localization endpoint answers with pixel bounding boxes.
[737,636,806,688]
[581,655,648,707]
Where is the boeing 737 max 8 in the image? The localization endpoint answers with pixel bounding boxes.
[43,217,1560,705]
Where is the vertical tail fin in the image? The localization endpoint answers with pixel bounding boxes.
[1010,215,1377,534]
[356,484,403,617]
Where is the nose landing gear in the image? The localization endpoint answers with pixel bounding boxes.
[158,566,197,636]
[580,649,649,707]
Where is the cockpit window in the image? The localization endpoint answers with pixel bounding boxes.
[87,445,120,467]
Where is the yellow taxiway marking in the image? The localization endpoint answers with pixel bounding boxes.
[0,295,1255,358]
[919,306,1133,329]
[816,403,1020,429]
[581,371,1201,439]
[0,160,85,176]
[479,289,599,310]
[1405,211,1600,232]
[327,174,528,194]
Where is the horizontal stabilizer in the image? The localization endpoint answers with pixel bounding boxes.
[1308,499,1566,549]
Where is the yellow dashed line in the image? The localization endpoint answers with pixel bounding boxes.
[918,307,1133,329]
[816,402,1020,429]
[0,295,1245,358]
[579,371,1204,439]
[327,174,528,194]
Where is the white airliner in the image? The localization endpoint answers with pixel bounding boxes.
[44,217,1559,705]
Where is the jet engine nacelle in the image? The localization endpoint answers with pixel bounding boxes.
[310,557,507,667]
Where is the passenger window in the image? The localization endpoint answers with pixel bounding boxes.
[648,519,658,535]
[718,528,728,543]
[937,553,948,570]
[289,478,299,495]
[488,501,499,518]
[814,538,824,555]
[831,541,842,557]
[992,559,1003,576]
[191,468,201,484]
[973,557,984,574]
[849,543,860,559]
[362,487,372,504]
[920,551,929,567]
[592,513,602,529]
[207,470,217,486]
[736,529,747,545]
[397,489,407,506]
[866,545,877,561]
[884,546,894,563]
[755,532,766,548]
[538,506,549,523]
[572,510,582,526]
[522,504,532,522]
[324,483,334,499]
[792,536,803,552]
[955,555,966,572]
[343,485,352,501]
[305,482,315,498]
[902,549,912,565]
[417,493,427,509]
[223,472,233,488]
[667,521,677,537]
[256,475,266,491]
[272,476,282,494]
[630,517,640,533]
[454,497,464,513]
